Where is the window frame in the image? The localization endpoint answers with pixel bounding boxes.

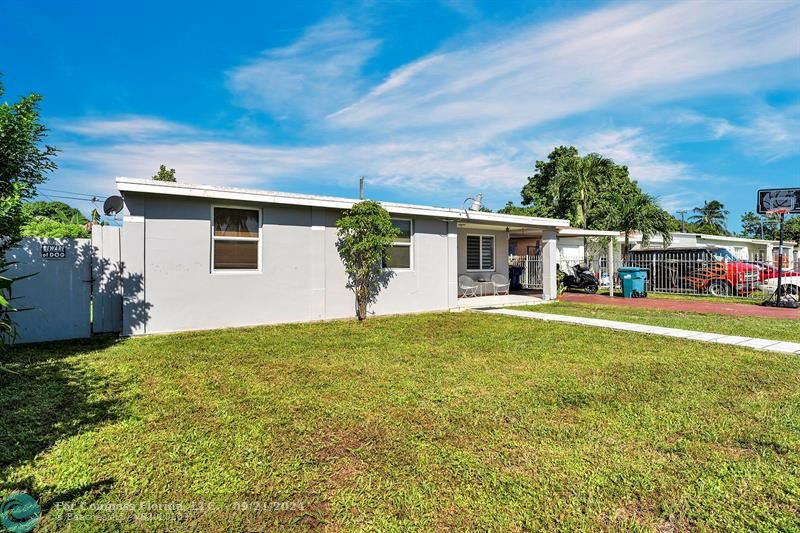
[210,204,262,274]
[384,218,414,271]
[465,234,496,272]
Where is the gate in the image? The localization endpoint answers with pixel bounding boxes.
[5,227,123,344]
[512,254,543,290]
[6,238,93,343]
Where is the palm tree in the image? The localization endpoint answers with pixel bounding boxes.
[608,192,674,252]
[548,153,608,229]
[689,200,729,234]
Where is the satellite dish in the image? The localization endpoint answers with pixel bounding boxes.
[103,195,124,216]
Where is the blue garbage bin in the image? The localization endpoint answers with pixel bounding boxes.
[618,267,648,298]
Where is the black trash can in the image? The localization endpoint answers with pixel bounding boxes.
[509,266,524,291]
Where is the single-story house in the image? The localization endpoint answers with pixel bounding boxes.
[624,231,798,264]
[117,178,573,336]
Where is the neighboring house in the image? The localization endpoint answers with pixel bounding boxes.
[535,229,798,266]
[116,178,571,336]
[624,232,798,264]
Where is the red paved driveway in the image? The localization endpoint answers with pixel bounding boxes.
[559,292,800,319]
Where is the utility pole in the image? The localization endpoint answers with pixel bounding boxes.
[677,210,688,233]
[359,176,364,200]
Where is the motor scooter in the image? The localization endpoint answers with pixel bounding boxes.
[558,263,599,294]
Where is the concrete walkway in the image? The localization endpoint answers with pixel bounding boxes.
[478,308,800,355]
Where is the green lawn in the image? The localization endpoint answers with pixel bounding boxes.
[2,312,799,531]
[517,301,800,343]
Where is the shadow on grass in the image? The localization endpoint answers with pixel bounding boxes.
[0,336,127,472]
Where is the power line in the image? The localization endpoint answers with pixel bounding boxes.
[36,193,103,203]
[39,187,106,199]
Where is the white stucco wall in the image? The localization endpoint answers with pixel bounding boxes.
[120,194,458,335]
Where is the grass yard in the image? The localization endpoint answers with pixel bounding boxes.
[517,301,800,343]
[2,312,799,531]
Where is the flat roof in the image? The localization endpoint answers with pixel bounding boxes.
[116,178,571,229]
[635,230,797,247]
[557,228,620,237]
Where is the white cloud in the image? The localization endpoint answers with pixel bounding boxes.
[59,141,341,189]
[528,128,690,185]
[226,17,380,119]
[672,105,800,161]
[439,0,481,19]
[329,0,800,139]
[578,129,689,184]
[57,116,195,139]
[53,1,800,210]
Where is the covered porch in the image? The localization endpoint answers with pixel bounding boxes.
[450,211,569,307]
[456,290,545,309]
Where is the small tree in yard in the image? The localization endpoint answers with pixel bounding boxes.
[0,77,57,347]
[336,201,400,321]
[152,164,177,182]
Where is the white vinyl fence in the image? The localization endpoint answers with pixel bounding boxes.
[5,227,124,344]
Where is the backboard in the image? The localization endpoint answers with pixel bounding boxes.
[757,188,799,215]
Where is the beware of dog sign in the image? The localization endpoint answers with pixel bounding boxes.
[41,244,66,259]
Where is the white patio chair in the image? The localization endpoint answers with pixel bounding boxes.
[491,273,510,295]
[459,275,478,297]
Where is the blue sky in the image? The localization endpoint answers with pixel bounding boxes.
[2,0,799,231]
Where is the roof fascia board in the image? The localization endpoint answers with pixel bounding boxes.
[116,178,569,229]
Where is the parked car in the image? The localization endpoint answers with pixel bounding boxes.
[760,273,800,298]
[625,247,760,296]
[743,260,799,282]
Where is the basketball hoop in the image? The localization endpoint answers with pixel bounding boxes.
[766,207,790,217]
[763,193,795,217]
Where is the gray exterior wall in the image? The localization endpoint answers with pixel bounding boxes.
[456,228,509,280]
[121,193,459,335]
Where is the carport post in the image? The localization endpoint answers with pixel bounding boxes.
[542,229,558,301]
[607,238,615,297]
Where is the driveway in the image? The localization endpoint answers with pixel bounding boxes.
[559,292,800,319]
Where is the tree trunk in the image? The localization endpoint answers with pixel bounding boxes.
[356,285,368,320]
[357,296,367,321]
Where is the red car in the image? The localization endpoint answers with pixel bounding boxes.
[626,247,760,296]
[744,260,799,282]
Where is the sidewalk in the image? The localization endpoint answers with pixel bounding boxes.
[560,292,800,319]
[479,308,800,354]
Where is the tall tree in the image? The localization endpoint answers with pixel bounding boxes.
[0,80,58,255]
[689,200,729,235]
[497,201,540,217]
[22,200,87,224]
[152,164,177,182]
[519,146,675,244]
[740,211,778,240]
[547,153,608,229]
[521,145,578,218]
[783,216,800,244]
[602,191,674,252]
